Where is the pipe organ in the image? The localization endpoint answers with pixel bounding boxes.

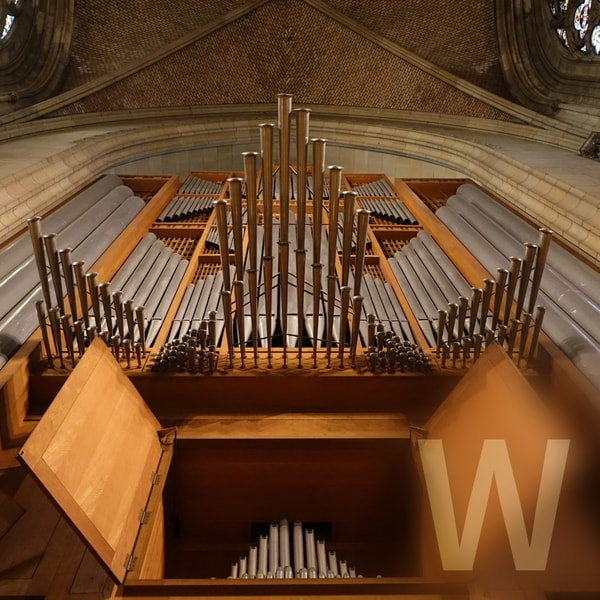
[2,95,600,599]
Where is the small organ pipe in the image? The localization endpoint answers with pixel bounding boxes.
[99,282,113,333]
[74,320,86,357]
[491,268,508,330]
[516,242,537,319]
[48,307,63,367]
[353,209,370,297]
[279,519,291,568]
[436,309,446,356]
[469,287,482,337]
[295,108,310,250]
[61,314,75,365]
[518,312,532,364]
[480,278,494,335]
[135,305,146,353]
[528,228,553,314]
[43,234,65,314]
[457,296,468,342]
[73,261,89,328]
[27,217,53,312]
[528,305,546,367]
[340,191,357,287]
[233,280,246,366]
[86,272,102,329]
[214,200,231,292]
[293,521,304,574]
[338,286,351,366]
[504,256,523,323]
[350,295,363,366]
[112,291,125,339]
[35,300,53,367]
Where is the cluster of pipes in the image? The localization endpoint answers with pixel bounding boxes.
[212,93,371,370]
[438,184,600,388]
[432,227,551,369]
[27,221,185,369]
[228,518,360,580]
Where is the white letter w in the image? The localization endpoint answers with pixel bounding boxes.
[418,439,569,571]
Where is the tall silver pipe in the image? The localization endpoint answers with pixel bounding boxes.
[528,228,553,314]
[58,248,78,321]
[243,152,259,272]
[338,286,351,366]
[311,139,326,367]
[27,217,53,311]
[340,191,356,287]
[214,200,231,292]
[305,529,317,574]
[260,123,275,254]
[35,300,53,367]
[258,535,268,578]
[244,152,259,366]
[72,261,89,328]
[469,287,482,337]
[233,280,246,367]
[480,278,494,335]
[515,242,537,319]
[316,540,327,578]
[99,282,113,334]
[293,521,304,575]
[278,93,292,236]
[294,108,310,250]
[327,166,343,278]
[260,123,275,366]
[325,166,343,364]
[228,178,245,282]
[269,522,279,575]
[350,295,363,366]
[222,290,235,367]
[504,256,523,324]
[278,95,293,367]
[43,233,65,314]
[279,519,291,569]
[491,268,508,330]
[312,139,326,264]
[353,209,370,297]
[86,272,102,329]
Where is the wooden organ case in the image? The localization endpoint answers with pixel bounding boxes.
[5,96,600,600]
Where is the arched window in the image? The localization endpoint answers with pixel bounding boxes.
[549,0,600,55]
[1,0,24,41]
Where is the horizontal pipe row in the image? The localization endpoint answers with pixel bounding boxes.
[358,198,417,225]
[351,178,396,197]
[155,195,215,223]
[177,175,223,195]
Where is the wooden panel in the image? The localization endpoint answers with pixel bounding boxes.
[17,338,165,584]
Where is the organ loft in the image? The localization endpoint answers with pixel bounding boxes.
[2,3,600,600]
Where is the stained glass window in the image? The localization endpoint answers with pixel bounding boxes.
[549,0,600,55]
[1,0,24,41]
[1,14,15,40]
